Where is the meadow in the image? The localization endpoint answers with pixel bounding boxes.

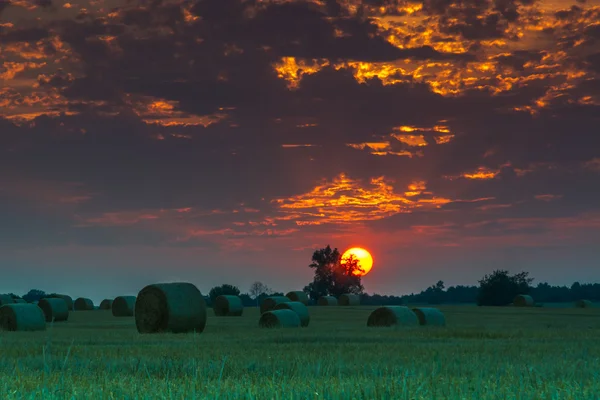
[1,304,599,400]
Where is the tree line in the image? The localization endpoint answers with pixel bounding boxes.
[6,245,600,306]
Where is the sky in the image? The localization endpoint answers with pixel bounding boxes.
[1,0,599,304]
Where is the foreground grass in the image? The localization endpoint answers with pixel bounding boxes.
[2,305,600,399]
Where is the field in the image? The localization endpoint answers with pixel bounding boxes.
[1,304,599,399]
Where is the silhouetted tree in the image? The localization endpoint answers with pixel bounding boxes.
[249,281,272,306]
[304,245,364,299]
[426,280,445,304]
[208,284,241,304]
[477,270,534,306]
[22,289,46,303]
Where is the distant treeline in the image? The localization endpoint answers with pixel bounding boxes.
[7,281,600,307]
[362,281,600,305]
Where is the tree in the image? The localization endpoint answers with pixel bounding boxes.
[303,245,364,300]
[208,284,241,304]
[249,281,272,306]
[22,289,46,303]
[476,270,534,306]
[426,280,445,304]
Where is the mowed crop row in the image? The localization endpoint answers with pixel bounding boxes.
[1,305,599,399]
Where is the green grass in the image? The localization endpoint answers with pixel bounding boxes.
[1,305,599,399]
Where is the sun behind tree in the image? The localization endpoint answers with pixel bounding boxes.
[342,247,373,276]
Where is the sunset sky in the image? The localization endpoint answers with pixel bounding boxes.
[1,0,599,303]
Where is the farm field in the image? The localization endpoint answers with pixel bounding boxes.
[1,304,599,400]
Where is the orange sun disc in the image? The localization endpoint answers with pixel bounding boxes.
[341,247,374,276]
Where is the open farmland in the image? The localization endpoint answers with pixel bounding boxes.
[1,305,599,400]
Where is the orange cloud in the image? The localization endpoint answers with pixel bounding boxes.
[272,174,455,225]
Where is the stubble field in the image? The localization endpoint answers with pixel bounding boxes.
[1,304,599,399]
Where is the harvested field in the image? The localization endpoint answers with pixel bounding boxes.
[1,305,600,399]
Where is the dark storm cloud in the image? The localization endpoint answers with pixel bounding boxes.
[0,27,50,43]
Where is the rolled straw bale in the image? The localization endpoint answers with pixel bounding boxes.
[0,295,15,306]
[367,306,419,327]
[214,295,243,316]
[259,309,301,328]
[112,296,136,317]
[49,294,73,311]
[513,294,534,307]
[575,299,593,308]
[74,297,94,310]
[260,296,290,314]
[411,307,446,326]
[99,299,113,310]
[13,299,27,304]
[0,304,46,331]
[338,294,360,306]
[38,298,69,322]
[317,296,338,306]
[135,282,206,334]
[274,301,310,327]
[285,291,309,305]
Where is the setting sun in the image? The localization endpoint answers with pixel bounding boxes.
[341,247,374,276]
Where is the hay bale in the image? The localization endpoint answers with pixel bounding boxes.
[214,295,243,316]
[74,297,94,310]
[513,294,534,307]
[367,306,419,327]
[411,307,446,326]
[274,301,310,327]
[135,282,206,334]
[38,298,69,322]
[575,299,593,308]
[259,309,301,328]
[48,294,73,311]
[0,294,15,306]
[260,296,290,314]
[99,299,113,310]
[317,296,338,306]
[112,296,136,317]
[285,291,309,305]
[13,299,27,304]
[0,304,46,331]
[338,293,360,306]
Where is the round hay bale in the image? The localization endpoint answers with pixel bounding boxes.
[99,299,113,310]
[38,298,69,322]
[74,297,94,310]
[338,294,360,306]
[259,309,301,328]
[135,282,206,334]
[411,307,446,326]
[575,299,593,308]
[274,301,310,327]
[13,299,27,304]
[317,296,338,306]
[0,304,46,331]
[48,294,73,310]
[260,296,290,314]
[513,294,534,307]
[214,295,243,316]
[112,296,136,317]
[367,306,419,327]
[285,291,309,305]
[0,294,15,306]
